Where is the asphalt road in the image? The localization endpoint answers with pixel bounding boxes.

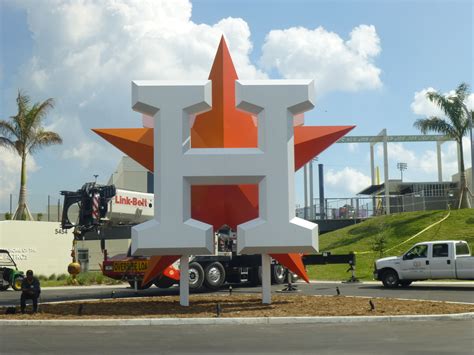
[0,281,473,306]
[1,282,473,354]
[1,321,473,354]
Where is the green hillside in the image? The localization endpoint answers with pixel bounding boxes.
[306,209,474,281]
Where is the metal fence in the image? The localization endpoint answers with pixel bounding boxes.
[297,191,459,221]
[0,190,466,222]
[1,193,64,222]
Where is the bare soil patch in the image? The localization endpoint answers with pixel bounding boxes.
[1,294,473,319]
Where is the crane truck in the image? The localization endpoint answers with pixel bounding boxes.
[61,182,357,291]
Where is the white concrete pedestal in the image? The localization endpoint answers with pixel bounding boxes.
[262,254,272,304]
[180,255,189,306]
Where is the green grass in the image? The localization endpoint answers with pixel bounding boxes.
[38,272,124,287]
[307,209,474,281]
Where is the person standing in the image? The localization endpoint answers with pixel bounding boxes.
[20,270,41,313]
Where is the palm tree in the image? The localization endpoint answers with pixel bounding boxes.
[0,91,62,220]
[413,82,473,209]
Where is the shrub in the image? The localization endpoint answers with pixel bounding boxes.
[56,273,68,281]
[95,273,104,285]
[48,273,56,281]
[4,212,12,220]
[372,223,388,258]
[38,274,48,281]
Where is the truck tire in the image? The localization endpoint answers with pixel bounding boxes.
[188,262,204,290]
[12,275,23,291]
[381,269,399,288]
[399,280,412,287]
[204,262,226,290]
[271,265,286,284]
[0,285,9,291]
[154,276,175,289]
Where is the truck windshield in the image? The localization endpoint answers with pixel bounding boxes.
[455,242,471,256]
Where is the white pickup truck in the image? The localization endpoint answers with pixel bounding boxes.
[374,240,474,287]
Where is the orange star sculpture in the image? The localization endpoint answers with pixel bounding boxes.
[93,37,354,285]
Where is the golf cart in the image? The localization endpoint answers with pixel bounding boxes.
[0,249,24,291]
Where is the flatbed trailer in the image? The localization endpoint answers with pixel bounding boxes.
[98,234,356,291]
[61,182,357,291]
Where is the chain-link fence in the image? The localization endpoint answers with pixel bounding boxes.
[0,189,464,222]
[296,191,459,221]
[1,192,65,222]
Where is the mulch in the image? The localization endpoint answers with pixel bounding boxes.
[1,294,473,319]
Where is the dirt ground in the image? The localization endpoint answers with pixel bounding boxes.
[2,294,474,319]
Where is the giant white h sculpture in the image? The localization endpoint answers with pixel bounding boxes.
[131,79,318,306]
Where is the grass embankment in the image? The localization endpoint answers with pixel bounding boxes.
[38,272,123,287]
[307,209,474,281]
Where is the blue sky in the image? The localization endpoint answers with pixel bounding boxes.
[0,0,472,213]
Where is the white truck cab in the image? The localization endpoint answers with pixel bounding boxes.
[374,240,474,287]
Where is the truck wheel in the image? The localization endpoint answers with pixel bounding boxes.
[204,262,226,290]
[128,281,152,290]
[381,270,399,288]
[12,275,23,291]
[0,285,9,291]
[188,262,204,290]
[271,265,286,284]
[399,280,412,287]
[154,277,175,289]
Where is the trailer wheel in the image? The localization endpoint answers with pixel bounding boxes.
[154,277,175,289]
[381,269,399,288]
[271,265,286,284]
[189,262,204,290]
[204,262,226,290]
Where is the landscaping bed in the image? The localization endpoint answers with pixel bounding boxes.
[1,294,473,319]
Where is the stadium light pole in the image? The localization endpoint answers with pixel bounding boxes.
[397,162,408,181]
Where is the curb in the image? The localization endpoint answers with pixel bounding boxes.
[1,312,473,326]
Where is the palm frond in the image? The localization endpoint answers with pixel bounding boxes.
[455,82,469,102]
[0,120,18,140]
[413,117,457,138]
[0,137,16,151]
[28,130,62,154]
[426,90,466,136]
[16,90,30,114]
[28,98,54,127]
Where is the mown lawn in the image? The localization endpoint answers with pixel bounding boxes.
[38,272,124,287]
[307,209,474,281]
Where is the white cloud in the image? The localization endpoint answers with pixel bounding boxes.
[260,24,382,94]
[44,113,119,167]
[0,147,39,200]
[376,140,471,182]
[347,143,360,153]
[10,0,267,169]
[411,88,445,117]
[326,167,371,194]
[411,87,474,117]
